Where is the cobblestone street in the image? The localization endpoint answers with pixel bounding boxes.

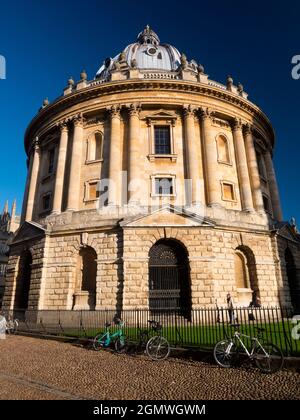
[0,335,299,400]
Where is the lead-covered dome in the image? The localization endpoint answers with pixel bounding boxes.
[96,25,182,79]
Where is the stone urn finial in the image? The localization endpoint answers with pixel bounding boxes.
[68,76,75,86]
[80,70,87,81]
[181,53,188,70]
[237,82,244,94]
[198,64,205,74]
[227,75,233,88]
[43,97,49,107]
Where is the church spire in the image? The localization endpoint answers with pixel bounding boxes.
[3,200,8,214]
[11,199,16,221]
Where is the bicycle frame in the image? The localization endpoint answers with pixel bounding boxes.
[227,331,270,359]
[100,324,124,347]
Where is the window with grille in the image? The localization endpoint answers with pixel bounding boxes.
[154,125,171,154]
[155,178,174,195]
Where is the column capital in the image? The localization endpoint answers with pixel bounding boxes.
[57,120,69,132]
[72,113,84,127]
[128,103,141,117]
[231,117,244,131]
[199,107,213,120]
[107,104,121,119]
[183,104,196,117]
[243,122,253,135]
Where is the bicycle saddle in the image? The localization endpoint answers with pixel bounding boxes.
[105,322,111,328]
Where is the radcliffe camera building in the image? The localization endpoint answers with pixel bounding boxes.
[3,26,300,314]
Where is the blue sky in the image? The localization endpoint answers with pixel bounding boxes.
[0,0,299,223]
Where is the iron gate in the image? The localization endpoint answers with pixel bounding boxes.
[149,240,191,316]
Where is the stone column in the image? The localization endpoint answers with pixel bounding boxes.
[264,150,283,221]
[52,122,69,213]
[232,118,254,212]
[66,114,84,211]
[21,154,33,223]
[25,137,41,221]
[108,105,121,206]
[200,108,220,206]
[244,124,264,213]
[184,105,201,204]
[128,104,141,204]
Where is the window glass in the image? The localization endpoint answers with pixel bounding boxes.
[154,126,171,154]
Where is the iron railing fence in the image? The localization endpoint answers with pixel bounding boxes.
[2,306,299,356]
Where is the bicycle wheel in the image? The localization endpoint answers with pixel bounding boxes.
[115,335,128,353]
[146,336,170,361]
[254,343,284,373]
[93,332,108,351]
[213,339,238,368]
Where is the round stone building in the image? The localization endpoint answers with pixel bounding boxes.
[3,26,300,314]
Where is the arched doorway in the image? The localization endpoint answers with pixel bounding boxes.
[73,246,97,310]
[14,250,32,309]
[149,239,191,317]
[285,248,300,313]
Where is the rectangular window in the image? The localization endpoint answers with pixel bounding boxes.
[155,178,174,195]
[222,183,235,201]
[154,125,171,154]
[48,149,55,174]
[42,194,51,211]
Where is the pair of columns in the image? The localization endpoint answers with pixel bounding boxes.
[199,109,282,219]
[183,107,265,213]
[24,115,84,221]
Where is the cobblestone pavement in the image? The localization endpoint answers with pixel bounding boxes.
[0,335,299,400]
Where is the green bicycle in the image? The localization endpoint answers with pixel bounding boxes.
[93,318,127,353]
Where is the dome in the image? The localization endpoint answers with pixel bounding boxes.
[96,25,182,79]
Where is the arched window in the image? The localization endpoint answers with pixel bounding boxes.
[87,132,103,162]
[234,251,249,289]
[216,134,230,164]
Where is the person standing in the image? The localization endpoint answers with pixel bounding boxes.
[226,293,236,324]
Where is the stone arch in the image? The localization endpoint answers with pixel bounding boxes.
[14,249,32,310]
[73,246,97,310]
[148,238,191,319]
[234,245,259,306]
[285,247,300,313]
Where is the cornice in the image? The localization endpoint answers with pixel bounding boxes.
[24,79,275,153]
